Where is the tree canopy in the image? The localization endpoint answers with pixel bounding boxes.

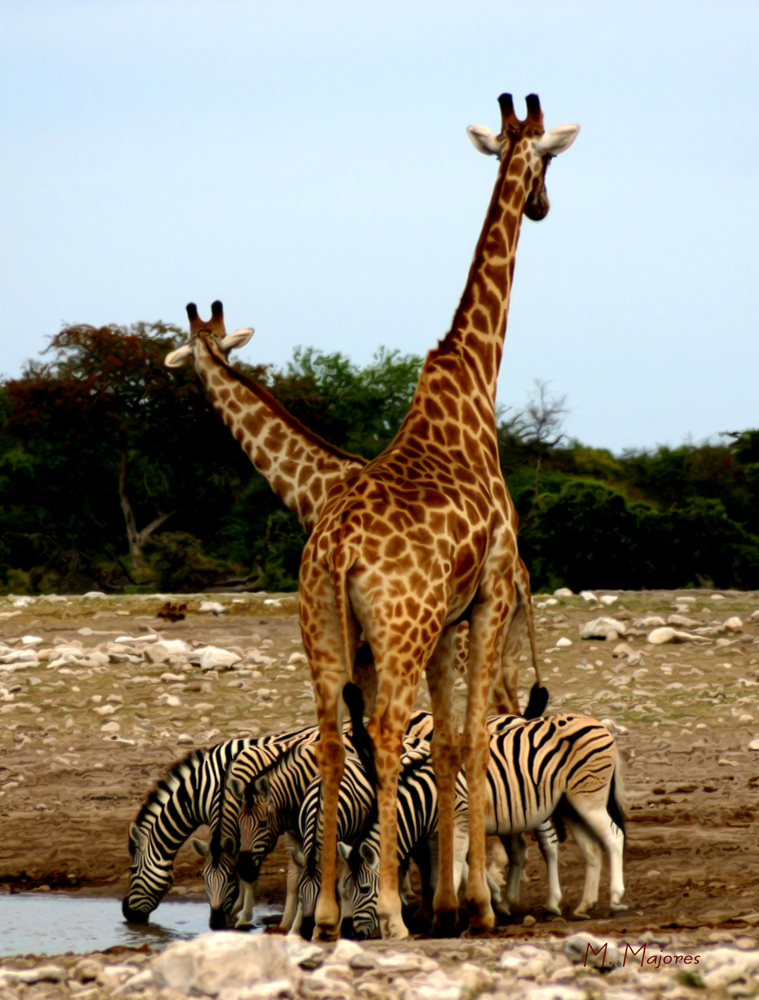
[2,322,759,594]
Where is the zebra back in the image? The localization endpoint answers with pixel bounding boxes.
[485,713,617,834]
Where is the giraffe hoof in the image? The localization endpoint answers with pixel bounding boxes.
[431,909,459,939]
[572,908,593,920]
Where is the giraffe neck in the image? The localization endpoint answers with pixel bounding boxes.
[193,339,364,531]
[399,139,536,440]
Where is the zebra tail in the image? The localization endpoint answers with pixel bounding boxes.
[343,682,377,789]
[524,683,550,719]
[607,767,626,838]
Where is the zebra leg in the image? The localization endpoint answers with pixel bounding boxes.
[280,834,303,930]
[425,626,462,937]
[565,818,603,918]
[500,833,528,912]
[568,801,627,914]
[534,821,563,916]
[234,879,257,927]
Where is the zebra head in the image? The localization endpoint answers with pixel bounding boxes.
[337,841,380,940]
[122,822,174,923]
[190,836,239,929]
[234,774,276,884]
[290,844,323,939]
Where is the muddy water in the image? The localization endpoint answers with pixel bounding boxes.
[0,894,281,958]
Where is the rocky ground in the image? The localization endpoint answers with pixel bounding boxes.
[1,587,759,999]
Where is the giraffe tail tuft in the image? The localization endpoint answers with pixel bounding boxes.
[524,682,550,719]
[342,682,377,788]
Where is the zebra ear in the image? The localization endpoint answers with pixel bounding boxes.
[228,776,246,801]
[253,776,271,800]
[190,837,211,858]
[129,822,147,853]
[337,842,352,863]
[359,842,379,870]
[291,849,306,869]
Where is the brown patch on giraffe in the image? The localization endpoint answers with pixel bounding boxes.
[242,410,267,439]
[254,449,271,472]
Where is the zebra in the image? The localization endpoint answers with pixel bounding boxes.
[209,706,434,929]
[340,712,626,937]
[122,722,329,925]
[295,723,559,938]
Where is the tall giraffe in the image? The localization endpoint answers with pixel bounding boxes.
[165,301,540,714]
[299,93,579,940]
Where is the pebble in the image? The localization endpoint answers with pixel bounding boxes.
[199,601,226,614]
[581,617,628,639]
[553,587,573,597]
[555,637,573,648]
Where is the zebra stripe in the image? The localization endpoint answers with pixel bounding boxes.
[123,722,320,923]
[341,712,625,936]
[218,709,434,929]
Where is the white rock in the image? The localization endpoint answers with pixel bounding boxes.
[725,617,744,631]
[667,614,701,627]
[599,595,618,605]
[699,947,759,989]
[711,593,727,600]
[160,639,192,655]
[21,635,43,645]
[647,626,706,644]
[555,637,573,648]
[198,646,242,671]
[526,988,586,1000]
[579,591,597,602]
[153,932,295,995]
[581,617,628,639]
[750,610,759,623]
[553,588,574,598]
[288,652,308,665]
[748,740,759,751]
[11,596,35,608]
[199,600,226,614]
[635,615,666,628]
[565,932,621,969]
[497,944,554,977]
[0,964,65,984]
[82,591,107,599]
[264,598,283,607]
[0,649,39,665]
[144,644,169,664]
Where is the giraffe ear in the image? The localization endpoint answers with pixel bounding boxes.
[535,123,580,156]
[467,125,501,157]
[165,344,194,368]
[219,327,254,355]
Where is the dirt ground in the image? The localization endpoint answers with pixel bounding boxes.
[1,588,759,943]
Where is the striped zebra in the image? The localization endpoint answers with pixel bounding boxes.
[122,722,327,925]
[340,712,626,937]
[295,717,558,938]
[211,707,434,929]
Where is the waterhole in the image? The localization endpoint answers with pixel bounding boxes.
[0,894,280,958]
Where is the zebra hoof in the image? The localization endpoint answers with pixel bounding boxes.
[544,905,562,918]
[610,903,629,915]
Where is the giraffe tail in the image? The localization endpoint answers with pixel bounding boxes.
[343,682,376,787]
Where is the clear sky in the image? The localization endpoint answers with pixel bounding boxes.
[2,1,757,453]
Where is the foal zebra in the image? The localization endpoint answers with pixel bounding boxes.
[123,722,330,925]
[340,712,626,937]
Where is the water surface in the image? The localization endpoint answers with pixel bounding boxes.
[0,894,280,958]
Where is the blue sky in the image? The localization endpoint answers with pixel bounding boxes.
[2,1,757,453]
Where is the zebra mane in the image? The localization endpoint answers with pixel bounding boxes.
[347,739,431,872]
[131,745,211,834]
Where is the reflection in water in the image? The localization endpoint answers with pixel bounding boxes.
[0,894,281,958]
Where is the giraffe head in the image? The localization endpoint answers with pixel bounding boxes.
[164,300,254,368]
[467,93,579,221]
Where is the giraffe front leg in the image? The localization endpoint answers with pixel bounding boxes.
[426,626,462,937]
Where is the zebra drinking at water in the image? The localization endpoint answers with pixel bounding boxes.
[123,723,332,926]
[340,712,626,937]
[209,706,434,929]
